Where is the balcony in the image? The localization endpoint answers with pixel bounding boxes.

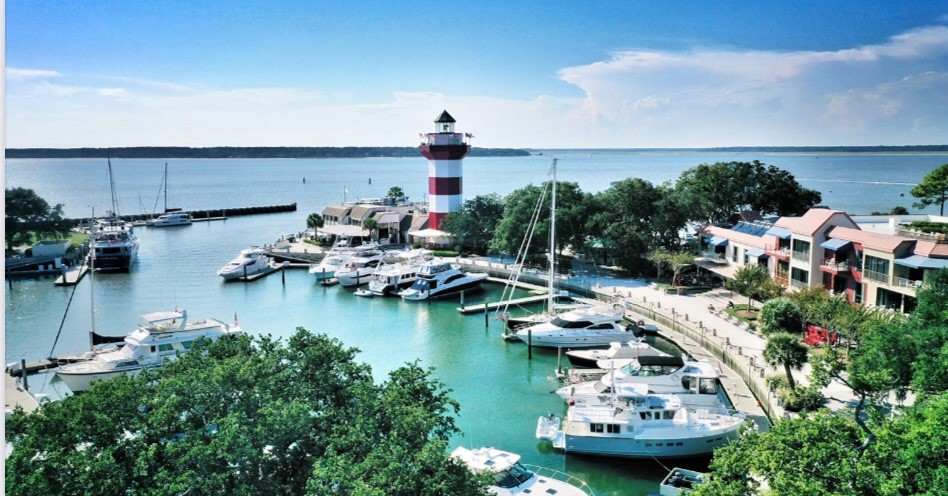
[790,279,809,289]
[700,251,726,263]
[895,277,923,290]
[820,258,850,273]
[765,246,791,260]
[791,250,810,262]
[863,269,889,284]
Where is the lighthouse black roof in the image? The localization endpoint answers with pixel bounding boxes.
[435,110,456,123]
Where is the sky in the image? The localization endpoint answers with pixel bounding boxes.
[5,1,948,149]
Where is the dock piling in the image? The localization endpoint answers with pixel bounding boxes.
[528,329,533,359]
[484,301,488,330]
[20,359,28,391]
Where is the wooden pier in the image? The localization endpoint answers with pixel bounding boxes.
[5,374,41,415]
[54,266,89,286]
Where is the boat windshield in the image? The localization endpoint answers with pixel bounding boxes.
[550,317,593,328]
[493,463,534,488]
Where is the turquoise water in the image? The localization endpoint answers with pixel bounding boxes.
[6,151,948,494]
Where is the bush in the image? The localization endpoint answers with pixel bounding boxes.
[779,386,825,413]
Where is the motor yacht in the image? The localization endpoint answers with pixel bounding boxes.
[398,260,488,301]
[335,250,385,287]
[513,305,632,348]
[536,386,748,458]
[450,446,594,496]
[217,247,273,281]
[565,338,670,368]
[147,211,192,227]
[56,308,242,393]
[366,249,431,295]
[91,221,139,272]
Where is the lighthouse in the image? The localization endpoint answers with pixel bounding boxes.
[419,110,471,230]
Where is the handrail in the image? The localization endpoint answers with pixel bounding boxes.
[521,464,597,496]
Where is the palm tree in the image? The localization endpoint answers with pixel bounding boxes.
[763,332,809,390]
[362,217,379,242]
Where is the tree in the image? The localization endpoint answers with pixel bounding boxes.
[762,332,808,390]
[440,194,504,255]
[387,186,406,203]
[758,298,804,335]
[5,329,489,495]
[362,217,379,241]
[491,181,591,259]
[725,264,771,310]
[647,248,694,283]
[674,161,821,225]
[306,212,324,230]
[910,163,948,215]
[5,187,71,251]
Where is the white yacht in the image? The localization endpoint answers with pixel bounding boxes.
[148,211,192,227]
[56,308,242,393]
[513,305,632,348]
[565,338,670,368]
[450,446,594,496]
[91,221,140,272]
[557,356,723,407]
[536,387,747,458]
[308,243,380,282]
[398,260,488,301]
[217,247,273,281]
[366,249,431,295]
[336,250,385,287]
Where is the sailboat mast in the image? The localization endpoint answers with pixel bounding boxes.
[90,207,96,350]
[163,163,168,212]
[108,158,119,219]
[548,158,557,315]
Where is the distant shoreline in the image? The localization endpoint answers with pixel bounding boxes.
[4,146,531,159]
[6,145,946,159]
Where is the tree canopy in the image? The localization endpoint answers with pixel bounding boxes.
[5,187,72,251]
[910,163,948,215]
[5,329,489,496]
[440,194,504,255]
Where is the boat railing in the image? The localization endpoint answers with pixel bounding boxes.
[520,464,596,496]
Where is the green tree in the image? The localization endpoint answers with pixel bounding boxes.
[647,248,694,283]
[306,212,324,230]
[440,194,504,255]
[5,187,71,251]
[725,264,771,310]
[910,163,948,215]
[762,332,808,390]
[362,217,379,241]
[387,186,406,203]
[758,298,804,335]
[5,329,489,495]
[491,181,590,259]
[675,161,821,225]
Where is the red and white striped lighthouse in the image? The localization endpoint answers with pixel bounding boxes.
[419,110,471,230]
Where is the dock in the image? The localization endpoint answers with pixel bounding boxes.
[228,261,289,282]
[5,374,41,415]
[458,293,552,314]
[53,266,89,286]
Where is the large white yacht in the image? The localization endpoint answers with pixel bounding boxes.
[536,386,748,458]
[398,260,488,301]
[366,250,431,296]
[513,305,632,348]
[335,250,386,287]
[56,308,242,393]
[307,243,379,282]
[565,338,670,368]
[557,356,724,407]
[147,211,192,227]
[217,247,274,281]
[450,446,594,496]
[91,220,140,272]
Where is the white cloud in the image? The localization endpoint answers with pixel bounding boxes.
[5,67,62,81]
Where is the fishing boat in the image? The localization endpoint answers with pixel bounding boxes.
[450,446,595,496]
[398,260,488,301]
[56,308,242,393]
[536,385,747,458]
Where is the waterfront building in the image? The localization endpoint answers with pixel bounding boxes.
[418,110,471,230]
[699,209,948,313]
[319,202,417,246]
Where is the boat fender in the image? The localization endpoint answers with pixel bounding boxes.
[637,319,645,327]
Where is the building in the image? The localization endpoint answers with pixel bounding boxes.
[418,110,471,230]
[699,209,948,313]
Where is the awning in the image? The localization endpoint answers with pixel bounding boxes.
[318,224,369,237]
[765,226,791,239]
[894,255,948,270]
[745,248,767,258]
[408,228,452,239]
[708,236,729,247]
[820,238,852,251]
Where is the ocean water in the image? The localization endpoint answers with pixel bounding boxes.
[5,151,947,495]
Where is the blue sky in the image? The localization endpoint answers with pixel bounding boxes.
[5,1,948,148]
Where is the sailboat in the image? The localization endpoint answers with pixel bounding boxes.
[147,162,192,227]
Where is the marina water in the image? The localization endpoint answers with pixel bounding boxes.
[6,151,948,495]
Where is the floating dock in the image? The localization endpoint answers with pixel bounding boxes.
[53,266,89,286]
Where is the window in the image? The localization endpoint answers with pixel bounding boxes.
[607,424,621,433]
[181,341,193,350]
[158,343,174,352]
[590,423,604,433]
[864,255,890,283]
[663,410,675,420]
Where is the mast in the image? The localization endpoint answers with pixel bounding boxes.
[547,158,557,315]
[90,207,96,350]
[108,158,120,219]
[163,162,168,212]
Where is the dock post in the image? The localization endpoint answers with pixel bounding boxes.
[484,301,489,330]
[281,265,286,285]
[20,359,28,391]
[243,264,248,281]
[460,290,465,307]
[528,329,533,359]
[557,347,562,375]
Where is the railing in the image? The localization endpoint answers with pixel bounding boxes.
[895,277,922,289]
[791,251,810,262]
[863,269,889,284]
[820,258,850,271]
[765,247,791,258]
[790,279,808,289]
[522,465,597,496]
[701,251,726,262]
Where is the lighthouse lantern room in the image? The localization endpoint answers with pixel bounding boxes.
[418,110,471,230]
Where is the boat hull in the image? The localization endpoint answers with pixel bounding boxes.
[56,365,149,393]
[336,269,375,287]
[561,429,741,458]
[399,275,487,301]
[515,329,637,349]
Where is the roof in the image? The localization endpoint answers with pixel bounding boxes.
[775,209,856,237]
[319,224,369,237]
[703,225,767,249]
[348,204,385,221]
[913,240,948,257]
[435,110,456,123]
[373,212,401,225]
[321,205,351,218]
[826,226,913,252]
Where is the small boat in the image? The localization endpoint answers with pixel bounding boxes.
[147,211,192,227]
[217,247,274,281]
[450,446,595,496]
[536,387,748,458]
[659,467,706,496]
[565,338,670,368]
[557,356,724,407]
[398,260,488,301]
[353,288,373,297]
[335,250,385,287]
[56,308,242,393]
[513,305,632,348]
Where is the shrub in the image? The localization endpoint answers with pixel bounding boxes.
[780,385,825,413]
